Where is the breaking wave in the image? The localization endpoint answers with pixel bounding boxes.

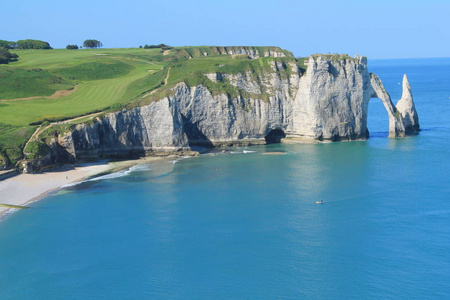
[171,156,192,164]
[61,163,152,188]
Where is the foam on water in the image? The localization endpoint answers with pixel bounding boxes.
[171,156,192,164]
[128,163,152,172]
[230,150,257,154]
[60,170,129,188]
[61,163,152,188]
[0,208,18,222]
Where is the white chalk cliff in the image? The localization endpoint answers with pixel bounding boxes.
[44,53,419,163]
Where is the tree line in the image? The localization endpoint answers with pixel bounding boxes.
[140,44,172,50]
[65,39,103,49]
[0,39,52,49]
[0,39,52,64]
[0,38,105,64]
[0,38,173,64]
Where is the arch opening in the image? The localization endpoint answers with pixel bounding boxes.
[265,129,286,144]
[367,98,389,138]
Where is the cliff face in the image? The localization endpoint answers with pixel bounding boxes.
[290,55,372,140]
[175,46,292,60]
[48,54,419,163]
[61,98,190,160]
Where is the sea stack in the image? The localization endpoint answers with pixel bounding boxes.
[396,74,420,134]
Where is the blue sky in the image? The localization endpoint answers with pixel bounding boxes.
[2,0,449,59]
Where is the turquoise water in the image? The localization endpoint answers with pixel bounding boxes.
[1,58,450,299]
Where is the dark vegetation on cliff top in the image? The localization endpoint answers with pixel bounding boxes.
[0,45,304,169]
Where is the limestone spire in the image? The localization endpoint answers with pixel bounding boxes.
[400,74,413,102]
[396,74,420,133]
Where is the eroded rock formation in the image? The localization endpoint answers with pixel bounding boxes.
[36,53,420,165]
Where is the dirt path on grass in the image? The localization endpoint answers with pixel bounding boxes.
[145,67,171,97]
[53,111,103,125]
[164,67,171,85]
[23,124,49,155]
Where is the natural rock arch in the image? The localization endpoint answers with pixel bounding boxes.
[369,74,420,137]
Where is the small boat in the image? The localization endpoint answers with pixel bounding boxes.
[316,200,324,204]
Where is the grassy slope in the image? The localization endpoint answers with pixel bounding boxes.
[0,68,74,99]
[0,124,37,167]
[0,46,298,167]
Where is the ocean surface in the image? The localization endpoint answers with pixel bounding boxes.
[1,58,450,299]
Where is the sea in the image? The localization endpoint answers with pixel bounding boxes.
[0,58,449,299]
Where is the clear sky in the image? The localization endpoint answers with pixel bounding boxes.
[2,0,449,59]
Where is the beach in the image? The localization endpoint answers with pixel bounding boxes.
[0,157,161,218]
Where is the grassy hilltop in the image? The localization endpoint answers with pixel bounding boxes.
[0,46,298,168]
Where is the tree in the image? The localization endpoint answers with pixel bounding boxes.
[83,39,102,49]
[0,48,19,64]
[66,44,79,50]
[16,39,52,49]
[0,40,16,49]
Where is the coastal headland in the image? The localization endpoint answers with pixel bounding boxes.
[0,46,419,175]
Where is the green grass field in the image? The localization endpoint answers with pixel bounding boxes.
[0,46,296,167]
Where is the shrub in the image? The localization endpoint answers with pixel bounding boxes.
[16,39,52,49]
[83,39,102,48]
[143,44,172,49]
[0,47,19,64]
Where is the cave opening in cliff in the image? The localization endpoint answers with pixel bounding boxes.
[368,99,389,138]
[265,129,286,144]
[180,114,215,148]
